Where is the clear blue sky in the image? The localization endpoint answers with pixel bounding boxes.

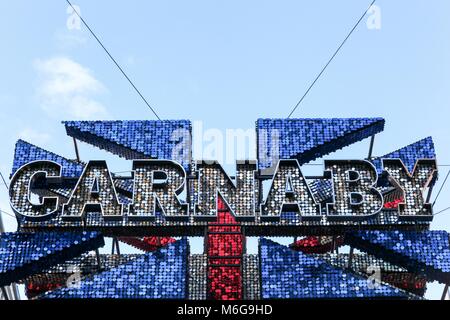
[1,0,450,299]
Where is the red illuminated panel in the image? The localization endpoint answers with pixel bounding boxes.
[207,197,243,300]
[291,236,344,254]
[207,234,243,257]
[383,197,404,209]
[208,266,242,300]
[118,237,175,252]
[25,279,67,299]
[382,272,427,296]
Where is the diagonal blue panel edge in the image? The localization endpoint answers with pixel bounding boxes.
[41,238,189,299]
[11,141,134,201]
[259,238,411,299]
[11,140,84,178]
[371,137,436,175]
[0,231,104,287]
[63,120,192,172]
[256,118,385,170]
[345,230,450,285]
[306,137,436,203]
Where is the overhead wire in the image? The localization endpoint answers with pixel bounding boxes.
[432,169,450,208]
[0,209,15,219]
[65,0,162,120]
[287,0,377,118]
[0,171,9,191]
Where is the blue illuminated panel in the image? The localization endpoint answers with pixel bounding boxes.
[305,137,436,202]
[0,232,104,287]
[42,238,189,299]
[371,137,435,175]
[63,120,192,171]
[11,140,84,178]
[259,238,409,299]
[256,118,385,170]
[345,230,450,284]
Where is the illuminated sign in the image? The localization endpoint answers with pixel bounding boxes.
[3,118,447,301]
[9,157,437,234]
